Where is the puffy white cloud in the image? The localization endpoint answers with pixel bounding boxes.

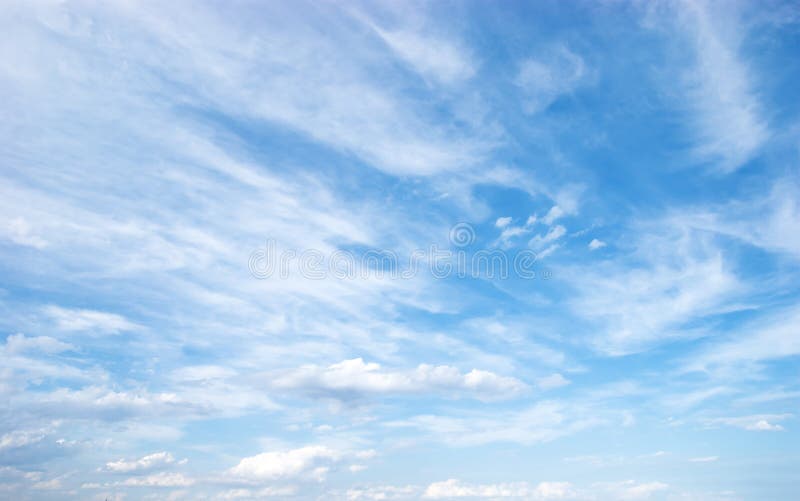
[588,239,606,251]
[747,420,785,432]
[229,445,374,482]
[270,358,527,401]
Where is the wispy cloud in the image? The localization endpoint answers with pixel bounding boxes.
[653,0,769,172]
[0,0,798,498]
[515,45,588,115]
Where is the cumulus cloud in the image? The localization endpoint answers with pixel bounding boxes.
[228,445,374,482]
[269,358,527,401]
[588,238,606,251]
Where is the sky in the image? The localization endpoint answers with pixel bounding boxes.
[1,0,799,499]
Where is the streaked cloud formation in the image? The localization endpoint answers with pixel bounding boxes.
[1,0,798,499]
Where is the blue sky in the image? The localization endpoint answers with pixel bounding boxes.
[1,0,800,499]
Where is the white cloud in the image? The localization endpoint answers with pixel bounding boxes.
[44,306,140,334]
[374,28,476,85]
[569,223,742,354]
[170,365,237,382]
[531,225,566,245]
[593,480,668,500]
[493,213,546,248]
[684,305,800,371]
[423,479,576,499]
[515,46,587,114]
[217,486,298,499]
[542,206,565,225]
[270,358,527,401]
[21,386,188,421]
[120,472,194,487]
[748,420,784,431]
[104,451,182,473]
[656,0,769,173]
[529,225,567,256]
[228,445,371,482]
[387,401,601,446]
[536,244,560,260]
[347,485,420,500]
[0,427,51,451]
[693,180,800,259]
[704,414,791,432]
[32,477,63,490]
[82,472,194,489]
[537,373,571,390]
[588,238,606,251]
[4,217,48,249]
[4,333,73,354]
[689,456,719,463]
[495,216,513,228]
